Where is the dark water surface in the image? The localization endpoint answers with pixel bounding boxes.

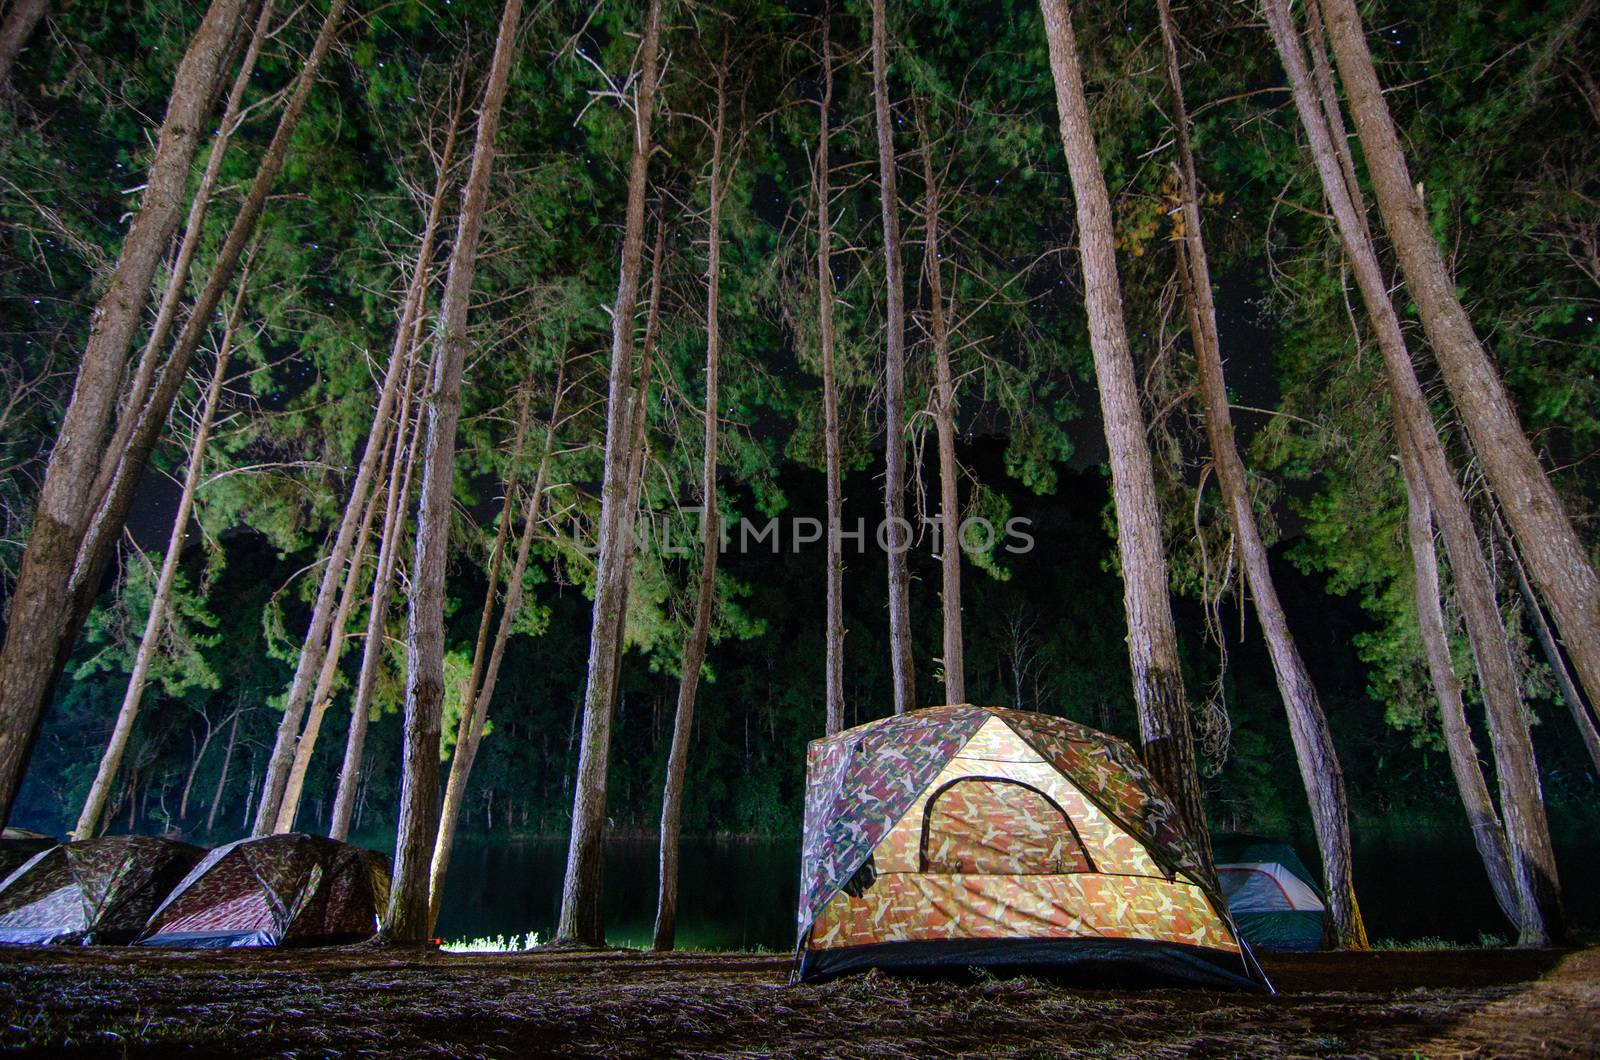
[429,826,1599,950]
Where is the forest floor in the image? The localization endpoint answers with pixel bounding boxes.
[1,943,1597,1057]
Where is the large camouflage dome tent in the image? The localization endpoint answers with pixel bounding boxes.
[136,833,389,948]
[0,836,204,945]
[794,706,1264,989]
[1214,833,1327,952]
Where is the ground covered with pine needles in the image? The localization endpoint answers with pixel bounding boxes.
[2,944,1596,1057]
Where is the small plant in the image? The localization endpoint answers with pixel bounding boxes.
[442,931,541,953]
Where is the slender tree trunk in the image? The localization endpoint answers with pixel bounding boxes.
[816,16,845,737]
[557,0,663,947]
[381,0,523,948]
[91,0,275,513]
[272,430,393,833]
[1038,0,1210,858]
[52,0,350,832]
[915,106,964,707]
[654,64,728,951]
[1399,436,1521,928]
[72,278,247,840]
[428,360,566,931]
[603,217,669,709]
[1316,0,1600,718]
[1156,0,1364,947]
[0,0,48,89]
[178,708,225,822]
[1266,0,1563,945]
[1494,512,1600,778]
[328,101,462,844]
[870,0,915,716]
[0,0,244,827]
[205,705,240,834]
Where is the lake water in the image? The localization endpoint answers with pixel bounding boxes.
[431,828,1599,950]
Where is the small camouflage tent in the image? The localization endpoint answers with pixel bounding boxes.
[136,834,389,948]
[0,836,204,945]
[795,706,1263,989]
[1215,834,1326,952]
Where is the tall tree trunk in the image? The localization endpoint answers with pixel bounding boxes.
[815,15,845,737]
[1316,0,1600,718]
[1266,0,1564,945]
[557,0,663,948]
[52,0,350,832]
[654,62,727,951]
[91,0,275,514]
[1155,0,1364,948]
[328,98,463,844]
[1399,436,1521,928]
[1038,0,1210,857]
[1495,514,1600,777]
[915,105,964,707]
[272,428,393,833]
[381,0,523,947]
[428,360,566,930]
[179,707,229,822]
[205,705,241,834]
[0,0,48,89]
[870,0,915,716]
[0,0,244,827]
[72,277,248,840]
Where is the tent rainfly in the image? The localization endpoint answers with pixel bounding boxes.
[136,833,389,948]
[0,836,204,945]
[794,705,1266,989]
[1214,834,1327,952]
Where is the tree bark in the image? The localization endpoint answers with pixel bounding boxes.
[0,0,244,827]
[1494,513,1600,778]
[90,0,275,516]
[1155,0,1364,948]
[557,0,663,948]
[1038,0,1210,858]
[815,16,846,737]
[915,105,964,707]
[1266,0,1564,945]
[204,705,241,834]
[1399,436,1521,929]
[428,360,566,931]
[271,427,393,832]
[654,61,728,951]
[870,0,916,716]
[0,0,48,89]
[381,0,523,948]
[1317,0,1600,720]
[328,96,463,844]
[72,277,247,841]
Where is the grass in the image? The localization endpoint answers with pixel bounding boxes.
[441,931,541,953]
[1372,932,1508,951]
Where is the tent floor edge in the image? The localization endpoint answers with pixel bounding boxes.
[796,936,1267,991]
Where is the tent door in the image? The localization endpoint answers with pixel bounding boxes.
[919,777,1094,875]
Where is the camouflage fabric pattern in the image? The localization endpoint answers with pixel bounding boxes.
[799,707,991,929]
[922,778,1092,875]
[0,837,203,944]
[872,718,1160,879]
[989,708,1206,885]
[141,834,389,945]
[809,871,1238,952]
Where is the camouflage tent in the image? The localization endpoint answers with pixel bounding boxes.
[794,706,1264,989]
[1215,833,1326,952]
[136,834,389,948]
[0,836,204,945]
